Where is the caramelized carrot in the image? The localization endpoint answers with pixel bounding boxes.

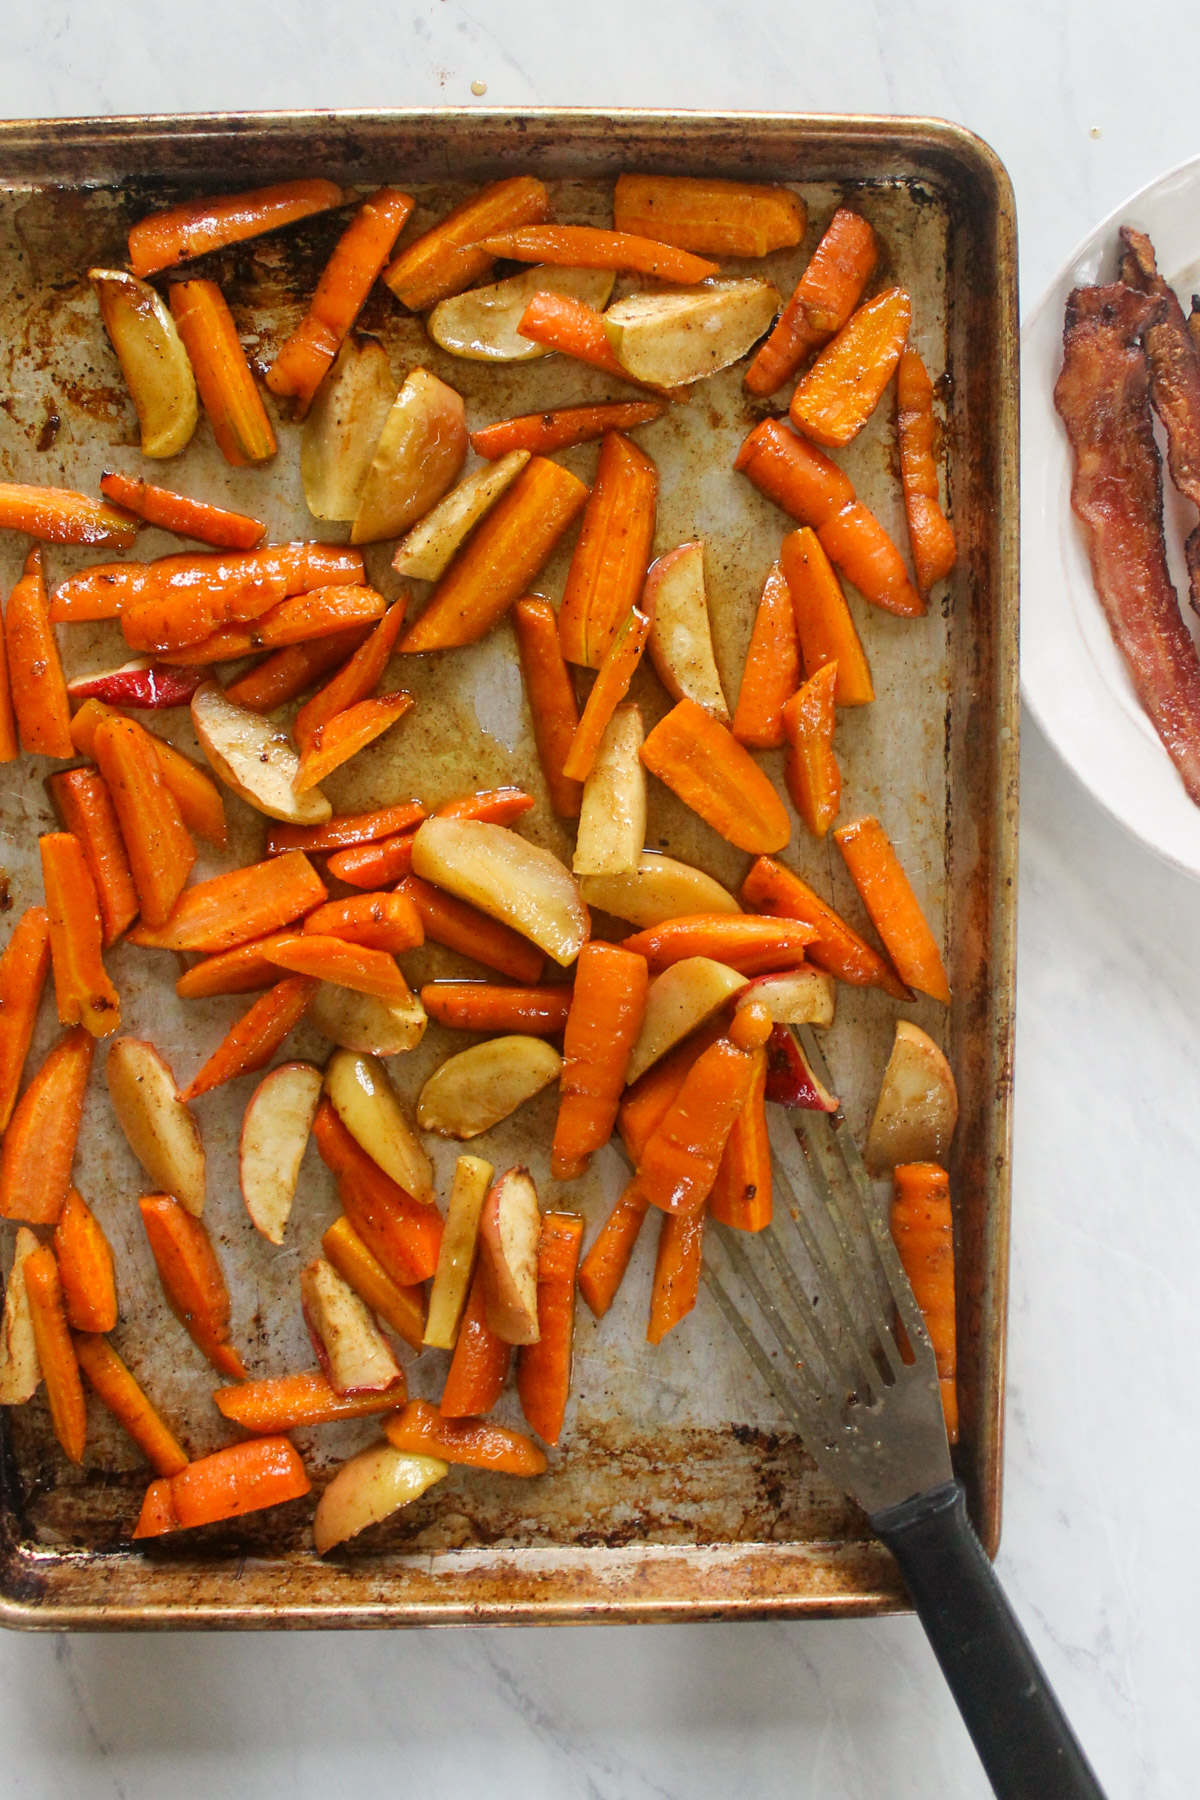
[159,585,386,663]
[0,908,52,1133]
[399,456,588,653]
[52,543,365,625]
[577,1191,648,1319]
[120,578,280,657]
[440,1263,511,1417]
[22,1246,87,1462]
[790,287,911,447]
[552,943,649,1180]
[897,346,957,598]
[0,1027,92,1225]
[818,502,923,621]
[92,714,195,928]
[434,787,536,825]
[646,1208,705,1344]
[740,856,910,998]
[98,472,267,549]
[71,700,227,846]
[479,224,718,284]
[47,768,139,946]
[53,1190,117,1333]
[169,280,277,467]
[641,697,791,855]
[731,562,801,749]
[557,431,657,669]
[780,527,874,706]
[129,852,326,953]
[303,892,423,954]
[73,1332,189,1475]
[471,401,665,460]
[386,1398,547,1474]
[513,598,583,817]
[321,1215,426,1352]
[563,607,651,782]
[745,206,878,397]
[294,692,413,791]
[175,933,297,999]
[223,626,371,710]
[631,1037,758,1215]
[708,1047,771,1231]
[135,1436,311,1536]
[293,599,407,751]
[128,178,343,277]
[833,816,950,1004]
[179,975,316,1101]
[327,833,418,889]
[132,1478,178,1537]
[383,175,551,311]
[615,174,805,257]
[516,1213,583,1445]
[40,833,121,1036]
[264,934,411,1004]
[313,1102,442,1281]
[619,914,815,975]
[138,1192,247,1379]
[516,289,638,384]
[214,1367,404,1434]
[0,483,136,549]
[6,547,74,757]
[783,663,841,838]
[398,875,544,983]
[265,803,425,857]
[891,1161,957,1441]
[420,983,572,1036]
[0,600,16,761]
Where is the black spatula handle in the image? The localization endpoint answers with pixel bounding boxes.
[871,1481,1107,1800]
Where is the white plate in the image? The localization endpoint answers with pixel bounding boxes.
[1022,152,1200,878]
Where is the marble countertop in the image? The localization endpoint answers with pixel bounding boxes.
[2,6,1197,1796]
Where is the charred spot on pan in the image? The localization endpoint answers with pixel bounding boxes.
[36,409,60,451]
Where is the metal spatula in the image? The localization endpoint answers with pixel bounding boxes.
[701,1025,1108,1800]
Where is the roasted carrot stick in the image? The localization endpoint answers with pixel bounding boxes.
[321,1215,426,1352]
[294,692,413,791]
[268,187,414,414]
[128,178,343,277]
[214,1367,404,1434]
[253,583,386,651]
[0,1027,92,1225]
[552,943,648,1180]
[264,935,411,1003]
[0,602,16,761]
[618,1024,723,1162]
[73,1332,189,1475]
[22,1246,86,1462]
[47,768,140,947]
[398,875,545,983]
[133,1478,179,1537]
[641,698,791,855]
[98,472,267,550]
[293,599,407,751]
[708,1047,771,1231]
[577,1190,647,1319]
[790,287,911,448]
[120,577,281,657]
[562,607,651,782]
[92,714,195,928]
[53,1189,117,1333]
[0,907,52,1133]
[479,225,719,284]
[730,561,801,749]
[783,663,841,838]
[399,456,588,653]
[129,852,326,953]
[169,280,277,467]
[70,700,227,846]
[471,401,665,460]
[0,482,136,549]
[646,1208,705,1344]
[631,1036,758,1215]
[440,1263,512,1417]
[891,1161,957,1441]
[516,1212,583,1445]
[179,975,317,1101]
[40,833,120,1038]
[5,547,74,757]
[620,914,815,975]
[557,431,657,669]
[516,289,638,384]
[740,857,910,998]
[313,1102,442,1281]
[223,626,371,711]
[134,1436,311,1537]
[512,598,583,817]
[780,527,874,706]
[383,175,551,311]
[615,174,806,257]
[157,584,386,663]
[420,983,573,1036]
[385,1398,546,1475]
[51,543,365,624]
[303,892,423,954]
[897,346,957,598]
[175,933,297,999]
[264,802,425,857]
[833,816,950,1004]
[139,1192,247,1379]
[434,787,537,825]
[745,206,878,397]
[327,833,418,889]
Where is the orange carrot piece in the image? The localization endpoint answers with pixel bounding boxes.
[265,803,425,857]
[516,289,638,384]
[557,431,657,669]
[22,1246,87,1462]
[53,1189,117,1333]
[790,287,912,448]
[471,401,665,460]
[745,206,878,397]
[383,175,551,312]
[619,1026,721,1162]
[577,1190,648,1319]
[73,1332,189,1475]
[5,547,74,757]
[783,663,841,838]
[139,1192,247,1379]
[562,606,652,782]
[897,346,957,598]
[99,472,267,549]
[0,1027,92,1225]
[399,456,588,653]
[385,1398,547,1474]
[891,1161,957,1441]
[264,935,410,1004]
[169,280,277,467]
[313,1102,442,1282]
[327,833,417,889]
[615,174,805,257]
[620,914,816,975]
[552,943,649,1180]
[708,1047,771,1231]
[513,598,583,817]
[128,178,343,277]
[293,692,413,792]
[303,892,423,954]
[254,583,386,651]
[740,857,909,998]
[136,1436,311,1536]
[129,852,326,953]
[641,697,791,855]
[480,224,718,284]
[133,1477,179,1537]
[632,1037,758,1216]
[440,1263,512,1418]
[780,527,874,706]
[0,595,16,761]
[398,874,544,983]
[434,787,536,825]
[214,1367,404,1435]
[92,714,195,928]
[834,816,950,1004]
[40,832,121,1037]
[46,768,139,947]
[322,1215,426,1352]
[120,581,280,658]
[420,982,572,1036]
[646,1208,705,1344]
[730,561,800,749]
[179,975,316,1101]
[71,699,227,846]
[0,483,136,549]
[817,502,924,621]
[0,908,52,1133]
[268,187,414,413]
[175,933,297,999]
[223,627,371,710]
[52,543,365,625]
[516,1212,583,1444]
[293,599,407,751]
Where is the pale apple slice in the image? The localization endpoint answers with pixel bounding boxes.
[864,1020,959,1175]
[300,1258,404,1396]
[301,336,399,522]
[427,265,615,361]
[351,368,469,545]
[89,267,198,458]
[479,1166,542,1345]
[573,703,646,877]
[579,850,741,928]
[412,817,589,968]
[392,450,529,581]
[764,1025,839,1112]
[417,1037,562,1140]
[604,278,780,388]
[106,1036,206,1216]
[191,682,331,825]
[239,1061,324,1244]
[644,542,730,721]
[309,982,428,1056]
[737,968,836,1029]
[0,1228,42,1405]
[423,1154,493,1349]
[625,956,746,1085]
[324,1048,435,1203]
[313,1443,448,1554]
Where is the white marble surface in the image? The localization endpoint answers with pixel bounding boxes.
[2,5,1199,1796]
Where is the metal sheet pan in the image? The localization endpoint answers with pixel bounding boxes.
[0,108,1018,1629]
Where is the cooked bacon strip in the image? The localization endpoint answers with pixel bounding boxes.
[1055,281,1200,803]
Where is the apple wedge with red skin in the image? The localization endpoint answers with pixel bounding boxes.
[478,1166,542,1345]
[106,1036,207,1215]
[68,659,205,710]
[737,967,836,1029]
[239,1061,324,1244]
[764,1024,839,1113]
[300,1257,405,1397]
[313,1444,447,1555]
[863,1020,958,1174]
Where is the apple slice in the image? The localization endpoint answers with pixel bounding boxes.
[579,850,740,927]
[239,1061,324,1244]
[89,267,199,458]
[313,1443,447,1554]
[625,956,746,1085]
[300,1257,404,1396]
[0,1228,42,1405]
[324,1048,435,1203]
[427,265,615,361]
[737,967,836,1029]
[644,542,730,721]
[351,368,469,545]
[863,1020,959,1175]
[392,449,529,581]
[67,659,204,710]
[573,702,646,877]
[764,1025,839,1112]
[301,336,399,522]
[478,1166,542,1345]
[412,818,589,968]
[603,278,780,387]
[106,1036,206,1216]
[417,1037,562,1140]
[191,681,331,825]
[424,1154,493,1349]
[309,982,428,1056]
